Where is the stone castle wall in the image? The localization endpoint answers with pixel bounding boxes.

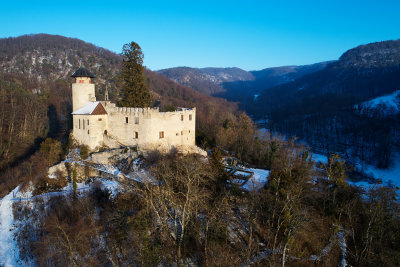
[73,113,108,149]
[73,101,196,151]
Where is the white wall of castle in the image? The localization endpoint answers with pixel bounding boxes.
[104,103,196,150]
[73,114,108,149]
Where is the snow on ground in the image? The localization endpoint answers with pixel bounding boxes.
[357,153,400,188]
[356,90,400,115]
[311,153,329,164]
[59,178,122,198]
[0,186,21,267]
[337,229,347,267]
[243,168,270,191]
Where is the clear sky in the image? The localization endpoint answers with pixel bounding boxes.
[1,0,399,70]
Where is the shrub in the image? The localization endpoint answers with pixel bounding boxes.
[79,145,89,160]
[40,138,63,166]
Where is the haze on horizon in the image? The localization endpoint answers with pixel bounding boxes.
[1,0,399,71]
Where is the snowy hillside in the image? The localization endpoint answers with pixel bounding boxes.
[356,90,400,115]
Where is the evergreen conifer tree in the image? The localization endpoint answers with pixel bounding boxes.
[118,41,152,107]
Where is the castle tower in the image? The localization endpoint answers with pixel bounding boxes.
[71,67,96,112]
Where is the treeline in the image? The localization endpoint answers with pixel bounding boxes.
[14,140,400,266]
[0,34,118,63]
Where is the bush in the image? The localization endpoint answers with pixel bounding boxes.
[79,145,89,160]
[40,138,63,166]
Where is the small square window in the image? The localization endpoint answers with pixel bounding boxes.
[159,131,164,139]
[98,118,102,121]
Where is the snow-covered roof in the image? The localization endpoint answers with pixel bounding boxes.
[72,101,107,115]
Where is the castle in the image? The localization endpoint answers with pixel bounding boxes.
[71,67,196,151]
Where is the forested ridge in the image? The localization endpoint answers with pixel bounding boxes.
[250,40,400,169]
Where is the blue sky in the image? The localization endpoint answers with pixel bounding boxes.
[1,0,399,70]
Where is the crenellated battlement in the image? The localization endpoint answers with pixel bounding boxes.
[105,104,196,117]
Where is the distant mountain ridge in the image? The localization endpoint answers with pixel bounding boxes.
[157,67,254,95]
[336,39,400,68]
[158,62,330,102]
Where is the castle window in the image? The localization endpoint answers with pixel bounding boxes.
[79,119,81,129]
[134,131,138,139]
[87,120,89,125]
[83,120,85,130]
[189,130,191,133]
[189,114,192,121]
[125,117,128,123]
[181,131,183,135]
[181,115,184,121]
[135,117,139,124]
[88,130,90,134]
[98,118,102,121]
[159,131,164,139]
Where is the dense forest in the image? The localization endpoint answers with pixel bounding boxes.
[0,34,399,266]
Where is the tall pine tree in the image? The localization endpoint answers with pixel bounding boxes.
[118,41,152,107]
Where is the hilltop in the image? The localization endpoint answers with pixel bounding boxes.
[0,34,238,195]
